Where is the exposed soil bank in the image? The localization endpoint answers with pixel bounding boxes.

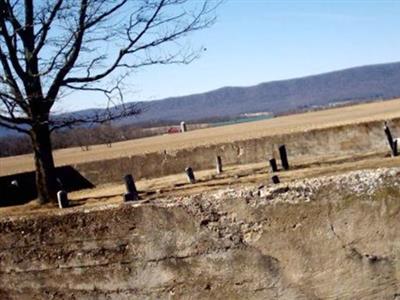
[1,168,400,299]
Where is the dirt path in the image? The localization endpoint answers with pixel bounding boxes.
[2,98,400,176]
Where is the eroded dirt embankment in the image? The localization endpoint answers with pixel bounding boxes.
[1,168,400,299]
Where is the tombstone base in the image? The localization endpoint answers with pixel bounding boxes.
[124,192,139,202]
[57,191,69,209]
[271,175,280,184]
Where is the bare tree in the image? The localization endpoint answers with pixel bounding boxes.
[0,0,218,204]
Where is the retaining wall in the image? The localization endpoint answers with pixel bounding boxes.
[74,118,400,185]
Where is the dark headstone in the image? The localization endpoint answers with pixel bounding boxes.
[394,139,398,157]
[216,156,223,174]
[384,122,394,150]
[123,174,139,201]
[124,192,137,202]
[384,122,398,156]
[185,167,196,183]
[57,190,69,208]
[271,175,280,184]
[269,158,278,173]
[279,145,290,170]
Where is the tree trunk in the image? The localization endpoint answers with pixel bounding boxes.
[30,123,58,204]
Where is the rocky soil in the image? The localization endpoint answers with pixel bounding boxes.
[1,168,400,299]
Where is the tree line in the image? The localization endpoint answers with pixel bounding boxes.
[0,122,210,157]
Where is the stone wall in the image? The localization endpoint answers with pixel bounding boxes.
[75,118,400,185]
[2,118,399,204]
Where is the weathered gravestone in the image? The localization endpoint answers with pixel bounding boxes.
[123,174,139,202]
[185,167,196,184]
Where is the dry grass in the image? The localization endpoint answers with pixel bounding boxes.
[2,150,400,218]
[2,98,400,176]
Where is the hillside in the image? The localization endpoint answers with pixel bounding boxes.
[2,61,400,137]
[125,61,400,124]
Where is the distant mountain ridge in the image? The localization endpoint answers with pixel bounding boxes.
[2,61,400,136]
[122,61,400,125]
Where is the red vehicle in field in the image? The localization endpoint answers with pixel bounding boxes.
[167,127,180,134]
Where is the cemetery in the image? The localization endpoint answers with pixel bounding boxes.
[2,101,400,298]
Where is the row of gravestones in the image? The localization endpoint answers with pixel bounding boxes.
[54,121,399,208]
[121,146,289,205]
[58,145,290,208]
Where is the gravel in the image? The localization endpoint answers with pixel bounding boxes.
[158,167,400,208]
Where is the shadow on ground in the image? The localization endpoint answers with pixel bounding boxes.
[0,166,94,207]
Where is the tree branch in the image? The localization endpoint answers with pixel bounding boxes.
[32,0,64,57]
[45,0,88,102]
[0,45,28,112]
[0,0,219,135]
[49,103,141,132]
[0,118,29,134]
[0,2,27,81]
[62,0,166,84]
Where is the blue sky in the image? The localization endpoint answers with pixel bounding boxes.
[59,0,400,111]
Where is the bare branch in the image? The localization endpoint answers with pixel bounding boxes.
[0,45,27,111]
[84,0,128,29]
[45,0,88,102]
[49,103,141,132]
[0,118,29,133]
[0,2,27,81]
[0,0,219,135]
[32,0,64,56]
[62,0,166,85]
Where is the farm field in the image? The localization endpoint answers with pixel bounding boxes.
[2,98,400,176]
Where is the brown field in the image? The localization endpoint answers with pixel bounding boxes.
[2,98,400,176]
